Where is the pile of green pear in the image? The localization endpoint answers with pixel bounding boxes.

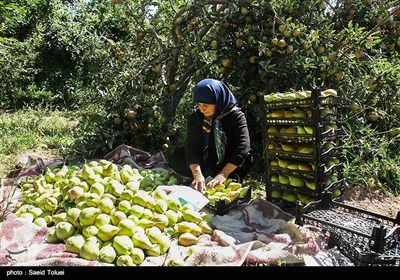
[13,160,214,266]
[204,179,249,207]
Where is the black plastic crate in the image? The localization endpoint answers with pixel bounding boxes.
[296,192,400,266]
[206,186,252,215]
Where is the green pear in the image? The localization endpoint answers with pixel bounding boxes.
[178,232,198,246]
[304,126,314,135]
[131,232,154,250]
[117,200,132,214]
[292,109,307,118]
[129,205,145,218]
[145,226,162,243]
[145,196,156,210]
[289,176,305,188]
[141,209,153,220]
[116,255,135,266]
[94,213,111,228]
[305,180,316,190]
[28,207,43,218]
[165,210,179,227]
[33,217,47,227]
[88,160,99,167]
[86,192,100,207]
[92,165,103,176]
[98,197,114,214]
[99,244,117,264]
[120,189,134,201]
[198,221,213,235]
[90,182,105,197]
[52,212,67,225]
[271,174,279,183]
[181,209,202,223]
[82,225,99,238]
[278,159,291,168]
[278,175,289,185]
[298,163,313,172]
[130,248,145,265]
[81,164,95,181]
[281,191,297,203]
[80,239,99,261]
[152,188,168,201]
[123,181,139,194]
[227,182,241,191]
[110,180,124,197]
[97,224,120,242]
[168,259,186,266]
[296,126,307,135]
[166,197,181,212]
[154,199,168,214]
[271,189,281,199]
[46,228,61,243]
[145,245,161,257]
[65,234,86,254]
[44,196,58,211]
[113,235,134,256]
[56,221,76,240]
[117,219,136,237]
[79,207,101,226]
[137,218,155,229]
[127,215,139,225]
[297,146,314,154]
[110,210,127,226]
[101,193,117,205]
[152,214,169,231]
[332,188,341,198]
[132,190,149,207]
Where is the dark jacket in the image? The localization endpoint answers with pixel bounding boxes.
[185,108,252,178]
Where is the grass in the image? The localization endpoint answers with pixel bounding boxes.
[0,108,80,178]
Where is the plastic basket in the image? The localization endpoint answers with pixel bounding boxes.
[296,192,400,266]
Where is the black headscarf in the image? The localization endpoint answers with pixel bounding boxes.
[193,79,238,164]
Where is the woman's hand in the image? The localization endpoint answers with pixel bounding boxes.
[206,173,227,189]
[191,174,206,193]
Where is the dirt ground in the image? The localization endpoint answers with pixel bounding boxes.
[342,186,400,219]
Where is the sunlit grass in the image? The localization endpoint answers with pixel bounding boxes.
[0,108,80,178]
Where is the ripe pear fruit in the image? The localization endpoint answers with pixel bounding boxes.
[129,205,145,218]
[97,224,120,242]
[110,180,124,197]
[99,244,117,264]
[228,190,241,201]
[166,198,181,212]
[152,214,169,231]
[182,209,203,223]
[293,109,307,118]
[132,190,149,207]
[289,176,305,188]
[198,221,213,234]
[90,182,105,197]
[117,200,132,214]
[80,239,99,261]
[304,126,314,135]
[298,163,313,172]
[239,187,249,198]
[82,225,99,238]
[117,219,137,237]
[45,196,58,211]
[154,199,168,214]
[267,126,279,134]
[65,234,86,254]
[46,228,61,243]
[284,126,297,134]
[141,208,154,220]
[296,126,307,135]
[113,235,134,256]
[137,218,155,229]
[332,188,341,198]
[79,207,101,226]
[278,175,289,185]
[145,244,161,257]
[278,159,291,168]
[55,221,76,240]
[297,146,314,154]
[33,217,47,227]
[281,191,297,203]
[271,189,281,199]
[98,197,114,214]
[132,232,154,250]
[94,213,111,228]
[146,226,162,243]
[178,232,199,246]
[68,186,84,201]
[271,174,279,183]
[270,159,279,166]
[130,248,145,265]
[110,210,127,226]
[168,259,186,266]
[287,163,298,170]
[52,212,67,225]
[125,181,140,194]
[305,180,316,190]
[152,188,169,201]
[116,255,135,267]
[282,144,296,152]
[85,192,100,207]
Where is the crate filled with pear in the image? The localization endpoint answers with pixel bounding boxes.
[204,179,251,215]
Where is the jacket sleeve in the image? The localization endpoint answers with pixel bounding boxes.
[226,110,251,166]
[185,112,204,166]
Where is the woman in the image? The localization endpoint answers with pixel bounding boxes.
[185,79,253,193]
